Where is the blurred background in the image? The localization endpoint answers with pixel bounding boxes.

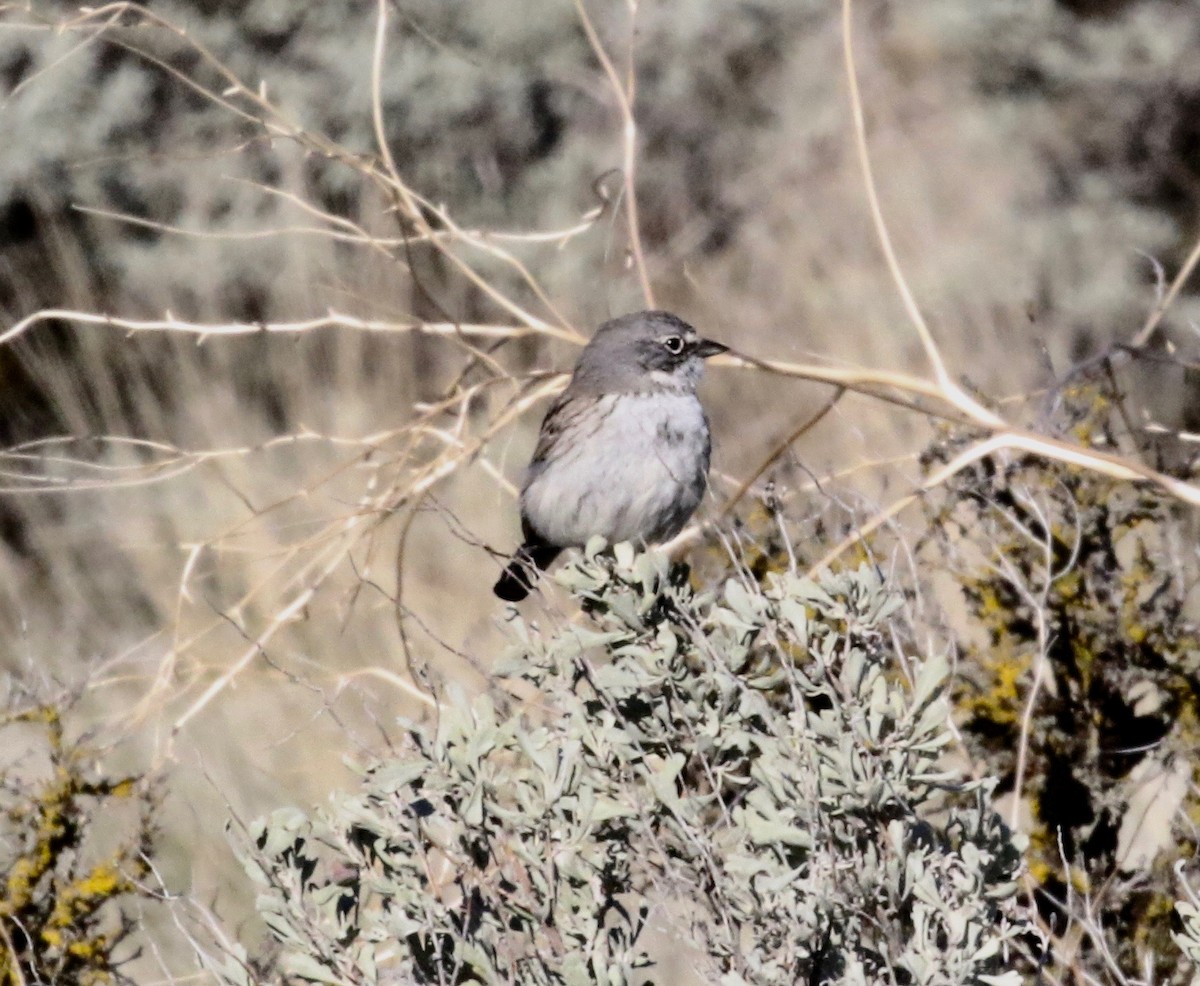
[2,0,1200,975]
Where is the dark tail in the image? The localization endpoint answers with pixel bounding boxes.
[493,541,561,602]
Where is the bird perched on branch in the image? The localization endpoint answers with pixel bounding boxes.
[494,310,727,602]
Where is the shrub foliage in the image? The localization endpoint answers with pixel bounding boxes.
[0,706,153,986]
[222,547,1036,985]
[921,388,1200,982]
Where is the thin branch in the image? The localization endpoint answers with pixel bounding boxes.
[718,386,846,518]
[807,427,1200,577]
[841,0,1003,429]
[1131,225,1200,347]
[573,0,654,306]
[0,310,560,346]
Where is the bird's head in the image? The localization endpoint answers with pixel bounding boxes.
[570,310,728,394]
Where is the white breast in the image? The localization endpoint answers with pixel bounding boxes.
[521,392,711,549]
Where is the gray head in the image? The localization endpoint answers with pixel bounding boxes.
[567,310,728,396]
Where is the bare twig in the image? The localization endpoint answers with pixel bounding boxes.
[1131,226,1200,348]
[573,0,654,307]
[718,386,847,518]
[841,0,1003,430]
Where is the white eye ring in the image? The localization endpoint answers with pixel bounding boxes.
[662,335,685,355]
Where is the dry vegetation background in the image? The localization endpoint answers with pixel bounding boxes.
[2,0,1200,981]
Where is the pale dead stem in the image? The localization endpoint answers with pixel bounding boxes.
[0,0,597,735]
[0,431,403,494]
[6,2,1200,758]
[0,309,540,347]
[803,0,1200,582]
[976,486,1074,833]
[572,0,654,307]
[0,3,125,109]
[47,1,581,344]
[839,0,1002,432]
[78,187,604,250]
[0,0,590,528]
[369,0,579,337]
[1132,227,1200,348]
[807,427,1200,576]
[836,2,1198,973]
[0,920,29,986]
[717,387,847,520]
[99,368,537,734]
[131,374,564,749]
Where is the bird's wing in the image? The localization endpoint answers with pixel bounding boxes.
[525,393,612,481]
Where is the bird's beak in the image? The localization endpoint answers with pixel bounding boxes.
[693,338,729,359]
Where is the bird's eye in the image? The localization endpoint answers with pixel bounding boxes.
[662,335,685,355]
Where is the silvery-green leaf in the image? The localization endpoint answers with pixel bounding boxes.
[743,815,813,850]
[253,808,310,857]
[281,953,341,983]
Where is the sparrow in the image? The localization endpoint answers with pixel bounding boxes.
[494,310,726,601]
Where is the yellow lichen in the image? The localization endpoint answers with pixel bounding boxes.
[965,651,1032,726]
[0,707,152,985]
